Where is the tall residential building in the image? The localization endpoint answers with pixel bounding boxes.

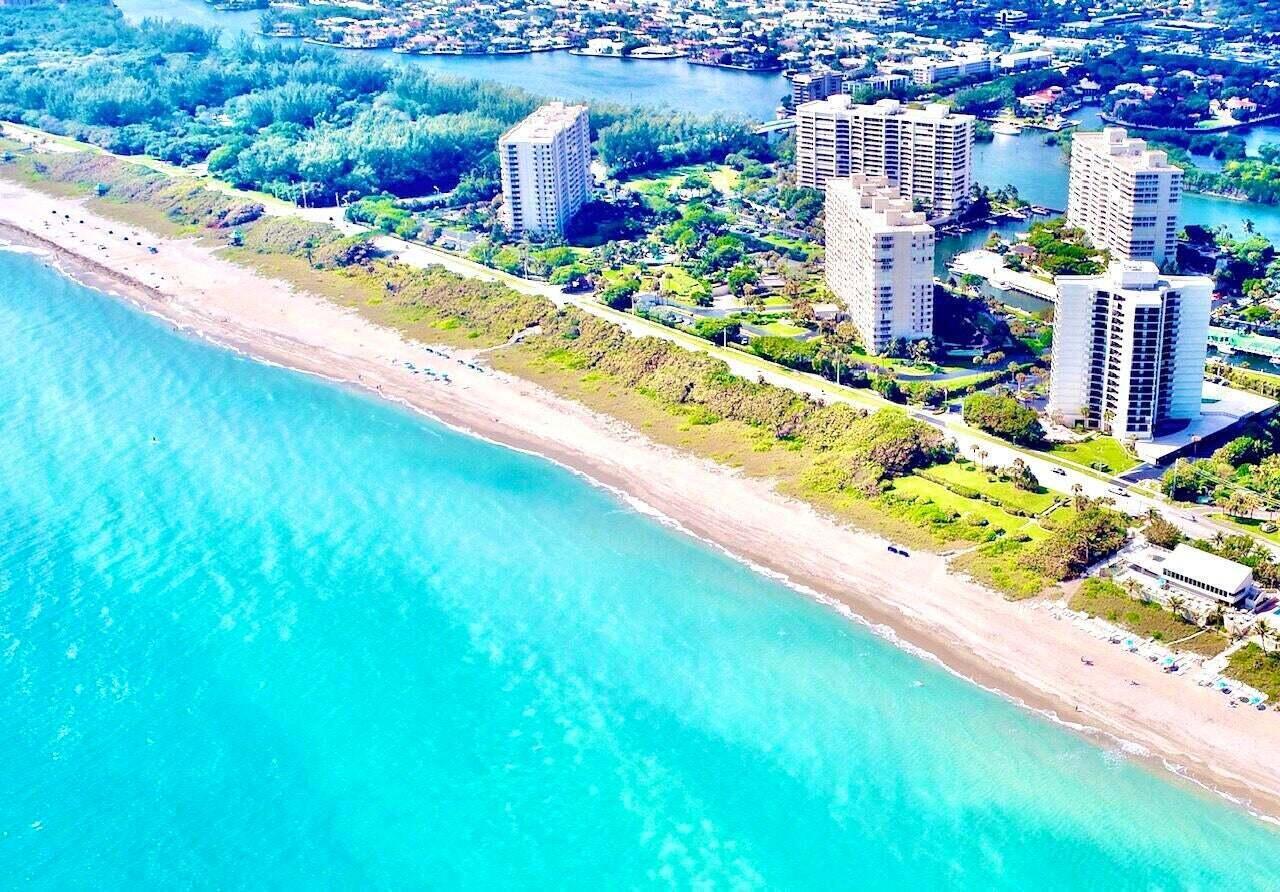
[1049,262,1211,441]
[1066,127,1183,266]
[825,174,935,354]
[795,97,974,216]
[498,102,591,237]
[790,70,846,107]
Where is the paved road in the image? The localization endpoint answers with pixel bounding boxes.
[232,213,1280,552]
[6,120,1268,553]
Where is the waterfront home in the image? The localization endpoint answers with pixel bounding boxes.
[1019,85,1066,116]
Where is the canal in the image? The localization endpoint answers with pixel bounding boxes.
[117,0,1280,245]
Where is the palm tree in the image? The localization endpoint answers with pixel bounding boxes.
[1122,577,1143,600]
[1257,619,1275,655]
[1209,603,1226,628]
[1167,594,1187,622]
[1071,483,1085,510]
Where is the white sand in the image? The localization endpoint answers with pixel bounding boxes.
[4,179,1280,821]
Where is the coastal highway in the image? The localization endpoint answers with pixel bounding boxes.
[361,228,1252,546]
[283,213,1253,549]
[3,121,1260,552]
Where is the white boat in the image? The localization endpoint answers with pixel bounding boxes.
[991,121,1023,136]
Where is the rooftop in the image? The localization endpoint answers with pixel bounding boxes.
[1164,544,1254,594]
[798,96,973,125]
[1074,126,1181,173]
[828,174,933,231]
[500,102,588,144]
[1057,261,1212,297]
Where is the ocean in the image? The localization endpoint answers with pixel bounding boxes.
[2,247,1279,887]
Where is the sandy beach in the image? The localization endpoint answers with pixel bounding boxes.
[4,178,1280,824]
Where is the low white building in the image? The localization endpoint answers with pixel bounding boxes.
[1131,543,1256,607]
[910,54,993,85]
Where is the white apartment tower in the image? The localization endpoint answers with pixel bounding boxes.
[825,174,935,354]
[1067,127,1183,266]
[499,102,591,237]
[795,97,974,216]
[1049,262,1211,441]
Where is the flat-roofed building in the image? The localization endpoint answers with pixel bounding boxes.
[1067,126,1182,265]
[825,173,935,353]
[1049,261,1212,441]
[860,72,911,95]
[498,102,591,237]
[1160,544,1254,606]
[910,54,993,85]
[790,70,847,107]
[795,96,974,216]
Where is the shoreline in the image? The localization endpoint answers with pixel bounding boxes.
[5,184,1280,825]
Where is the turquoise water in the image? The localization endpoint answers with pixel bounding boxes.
[4,249,1280,885]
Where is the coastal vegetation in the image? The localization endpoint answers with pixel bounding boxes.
[1227,643,1280,700]
[2,140,1129,597]
[1160,420,1280,519]
[1069,578,1229,657]
[961,392,1043,446]
[1180,146,1280,206]
[952,497,1130,599]
[0,2,766,203]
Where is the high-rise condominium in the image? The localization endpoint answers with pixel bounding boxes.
[795,97,974,216]
[825,174,935,354]
[1066,127,1182,266]
[498,102,591,237]
[1049,262,1211,441]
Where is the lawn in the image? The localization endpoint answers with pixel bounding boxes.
[1216,515,1280,545]
[599,265,642,286]
[1226,643,1280,699]
[921,461,1059,515]
[621,163,739,196]
[887,475,1037,541]
[847,348,970,381]
[761,234,823,260]
[655,265,710,302]
[1039,504,1078,530]
[756,320,808,337]
[1068,578,1229,656]
[1046,437,1139,474]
